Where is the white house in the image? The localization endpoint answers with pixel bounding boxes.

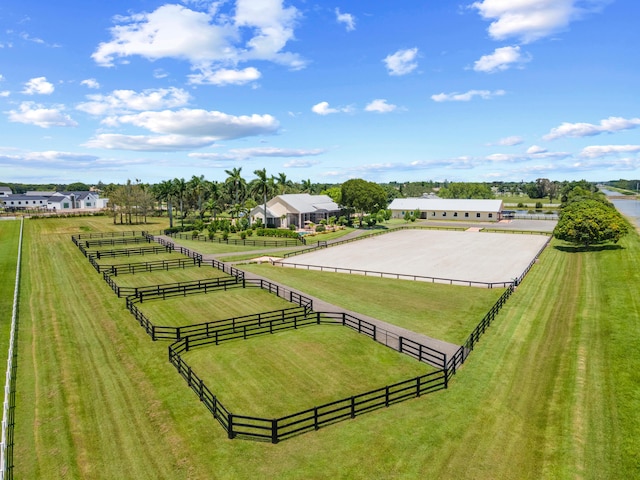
[250,194,341,228]
[1,190,108,211]
[0,187,12,197]
[388,198,505,222]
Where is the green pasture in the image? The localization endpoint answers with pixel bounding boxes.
[109,265,230,287]
[240,264,505,345]
[9,215,640,479]
[0,220,20,354]
[183,325,432,418]
[136,288,294,328]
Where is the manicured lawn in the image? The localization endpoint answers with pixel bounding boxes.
[11,215,640,479]
[109,266,231,287]
[183,325,432,418]
[0,219,21,355]
[136,288,295,328]
[240,264,505,345]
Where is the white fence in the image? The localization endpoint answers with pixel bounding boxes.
[1,217,23,479]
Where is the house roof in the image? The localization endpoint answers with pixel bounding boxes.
[388,198,504,212]
[273,194,340,213]
[0,186,12,192]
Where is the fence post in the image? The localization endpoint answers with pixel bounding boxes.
[314,407,319,430]
[228,414,234,439]
[350,397,356,418]
[416,376,421,397]
[271,419,278,444]
[399,336,404,354]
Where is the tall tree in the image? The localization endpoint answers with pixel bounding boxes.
[300,178,313,194]
[250,168,274,227]
[275,172,293,195]
[341,178,388,227]
[154,179,176,228]
[174,177,187,227]
[224,167,246,207]
[188,174,206,220]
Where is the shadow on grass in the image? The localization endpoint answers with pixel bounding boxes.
[554,244,624,253]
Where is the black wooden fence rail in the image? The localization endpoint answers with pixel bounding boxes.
[74,230,146,240]
[103,257,200,277]
[94,244,174,259]
[168,319,447,443]
[84,236,151,248]
[165,231,305,247]
[273,261,512,289]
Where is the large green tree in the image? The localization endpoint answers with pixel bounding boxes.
[249,168,274,227]
[341,178,387,226]
[438,182,493,199]
[554,199,628,247]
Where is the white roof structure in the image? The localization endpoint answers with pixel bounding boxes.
[388,198,503,212]
[275,194,340,213]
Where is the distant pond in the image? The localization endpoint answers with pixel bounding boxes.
[601,188,640,230]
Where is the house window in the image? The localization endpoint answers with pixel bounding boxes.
[86,202,91,207]
[465,212,469,218]
[453,212,458,217]
[488,213,493,218]
[476,213,481,218]
[431,212,435,216]
[442,212,446,217]
[63,203,70,208]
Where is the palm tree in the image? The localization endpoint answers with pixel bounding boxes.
[275,172,293,195]
[249,168,274,227]
[224,167,246,207]
[188,174,206,220]
[205,181,222,221]
[173,177,187,227]
[301,178,313,194]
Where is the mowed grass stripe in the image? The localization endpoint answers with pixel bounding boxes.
[183,325,432,418]
[0,220,21,355]
[110,265,231,287]
[15,219,212,479]
[241,263,505,345]
[137,288,294,328]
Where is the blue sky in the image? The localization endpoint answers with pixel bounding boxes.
[1,0,638,185]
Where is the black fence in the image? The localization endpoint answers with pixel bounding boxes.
[93,244,174,259]
[83,236,151,248]
[168,314,448,443]
[165,231,305,247]
[273,261,512,289]
[73,230,147,240]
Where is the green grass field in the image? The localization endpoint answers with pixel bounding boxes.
[109,266,230,287]
[136,288,295,328]
[10,215,640,479]
[240,264,506,345]
[0,220,20,356]
[183,325,432,418]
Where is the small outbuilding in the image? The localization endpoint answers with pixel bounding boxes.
[388,198,504,222]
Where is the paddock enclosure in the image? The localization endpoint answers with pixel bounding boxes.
[277,229,550,285]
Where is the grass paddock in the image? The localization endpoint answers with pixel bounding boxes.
[10,216,640,479]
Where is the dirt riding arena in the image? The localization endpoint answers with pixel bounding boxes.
[275,229,550,286]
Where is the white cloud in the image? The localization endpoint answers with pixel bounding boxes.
[8,102,78,128]
[496,135,523,146]
[383,48,419,76]
[526,145,547,154]
[188,67,261,85]
[431,89,506,102]
[80,78,100,89]
[365,99,397,113]
[470,0,607,43]
[108,108,280,139]
[580,144,640,158]
[283,158,321,168]
[22,76,54,95]
[0,91,9,97]
[84,134,218,151]
[311,101,352,115]
[335,8,356,31]
[76,87,191,116]
[190,146,325,162]
[543,116,640,140]
[0,150,100,169]
[473,45,529,73]
[92,1,305,77]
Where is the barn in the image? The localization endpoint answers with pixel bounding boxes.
[388,198,504,222]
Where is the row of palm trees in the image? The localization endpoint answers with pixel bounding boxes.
[149,168,314,228]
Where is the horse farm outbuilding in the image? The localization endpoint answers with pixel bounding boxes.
[250,194,341,228]
[388,198,505,222]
